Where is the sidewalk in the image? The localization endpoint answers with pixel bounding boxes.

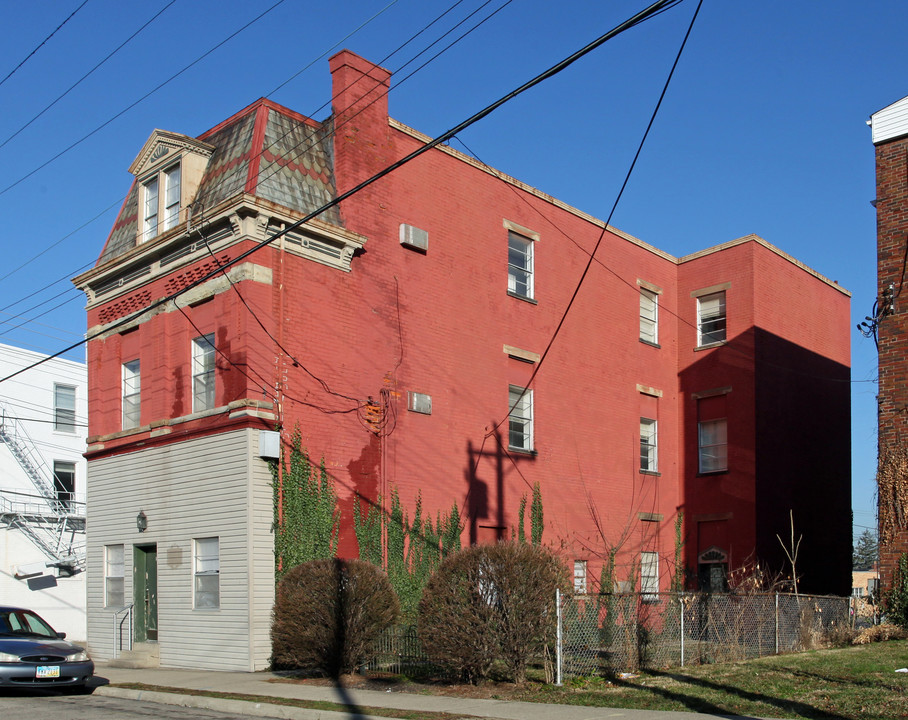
[93,663,773,720]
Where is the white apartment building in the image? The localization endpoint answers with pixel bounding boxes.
[0,343,87,641]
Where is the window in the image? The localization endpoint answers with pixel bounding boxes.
[122,360,141,430]
[105,545,125,607]
[641,551,659,601]
[640,418,657,472]
[640,289,658,344]
[508,231,533,299]
[508,385,533,452]
[573,560,588,594]
[141,164,181,242]
[697,291,726,346]
[194,537,219,609]
[52,461,75,510]
[53,384,76,433]
[852,586,865,598]
[192,334,215,412]
[698,418,728,473]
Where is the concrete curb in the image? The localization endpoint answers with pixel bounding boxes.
[95,685,406,720]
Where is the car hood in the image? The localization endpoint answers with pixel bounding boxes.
[0,636,85,656]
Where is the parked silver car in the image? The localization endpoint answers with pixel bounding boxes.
[0,606,93,691]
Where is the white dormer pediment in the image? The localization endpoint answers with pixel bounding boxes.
[129,130,215,177]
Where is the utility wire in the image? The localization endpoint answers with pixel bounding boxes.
[0,1,177,150]
[0,0,289,198]
[493,0,700,438]
[0,0,682,386]
[0,0,89,89]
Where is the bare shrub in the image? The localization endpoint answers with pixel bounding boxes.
[852,623,908,645]
[272,558,399,677]
[418,542,568,684]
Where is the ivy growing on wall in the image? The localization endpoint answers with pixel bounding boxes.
[354,486,462,621]
[271,427,339,582]
[514,482,544,545]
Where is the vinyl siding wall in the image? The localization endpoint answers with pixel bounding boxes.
[85,428,274,670]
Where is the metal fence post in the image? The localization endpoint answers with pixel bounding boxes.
[775,592,779,654]
[555,587,563,686]
[679,595,685,667]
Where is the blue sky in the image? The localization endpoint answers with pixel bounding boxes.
[0,0,901,543]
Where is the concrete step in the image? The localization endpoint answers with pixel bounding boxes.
[108,642,160,668]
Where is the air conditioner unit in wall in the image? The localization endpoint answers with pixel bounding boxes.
[400,224,428,252]
[408,391,432,415]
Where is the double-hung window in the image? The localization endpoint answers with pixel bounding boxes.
[640,418,657,472]
[641,551,659,601]
[573,560,588,594]
[53,384,76,433]
[508,385,533,452]
[698,418,728,473]
[122,360,141,430]
[508,231,534,299]
[105,545,125,607]
[52,461,75,510]
[697,291,726,346]
[141,164,181,242]
[640,289,658,344]
[194,537,220,609]
[192,334,215,412]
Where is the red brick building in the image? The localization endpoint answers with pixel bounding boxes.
[75,51,851,670]
[870,95,908,595]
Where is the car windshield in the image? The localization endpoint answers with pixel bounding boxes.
[0,610,58,639]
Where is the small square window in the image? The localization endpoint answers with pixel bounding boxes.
[508,385,533,452]
[640,289,658,344]
[640,418,657,472]
[698,418,727,473]
[698,291,726,346]
[192,334,215,413]
[53,384,76,433]
[194,537,219,609]
[122,360,141,430]
[105,545,125,608]
[508,232,534,299]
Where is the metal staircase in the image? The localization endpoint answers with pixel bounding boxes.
[0,404,85,573]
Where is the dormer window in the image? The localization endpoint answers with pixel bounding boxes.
[142,164,181,242]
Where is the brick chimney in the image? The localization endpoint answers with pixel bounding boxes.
[329,50,393,197]
[870,95,908,595]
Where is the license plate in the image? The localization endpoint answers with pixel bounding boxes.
[36,666,60,678]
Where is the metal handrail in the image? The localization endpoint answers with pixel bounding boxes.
[111,604,134,659]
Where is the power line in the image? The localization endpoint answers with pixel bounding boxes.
[0,0,290,199]
[0,0,89,89]
[0,0,684,387]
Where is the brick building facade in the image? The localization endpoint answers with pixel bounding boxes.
[74,51,851,670]
[870,95,908,594]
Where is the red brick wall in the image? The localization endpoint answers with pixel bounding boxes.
[876,135,908,593]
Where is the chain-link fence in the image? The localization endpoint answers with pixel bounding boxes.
[558,592,853,678]
[362,592,854,681]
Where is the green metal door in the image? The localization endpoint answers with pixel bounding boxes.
[133,545,158,642]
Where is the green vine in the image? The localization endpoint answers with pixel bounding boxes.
[272,427,339,582]
[530,482,544,545]
[886,553,908,629]
[672,511,684,592]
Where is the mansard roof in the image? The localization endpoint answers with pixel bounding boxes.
[97,99,339,266]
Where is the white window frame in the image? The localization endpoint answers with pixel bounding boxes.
[507,231,534,300]
[640,289,658,344]
[697,291,726,346]
[640,418,657,472]
[140,163,181,242]
[105,544,125,608]
[641,551,659,601]
[508,385,533,452]
[193,537,220,609]
[573,560,588,594]
[52,460,75,510]
[192,334,215,413]
[122,359,141,430]
[53,383,76,433]
[698,418,728,473]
